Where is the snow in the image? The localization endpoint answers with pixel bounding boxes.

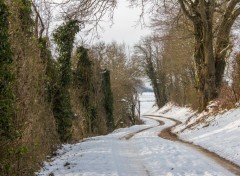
[37,93,237,176]
[131,117,231,176]
[139,92,156,115]
[37,116,233,176]
[151,103,195,122]
[153,102,240,167]
[179,108,240,166]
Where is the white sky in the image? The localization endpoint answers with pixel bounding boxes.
[50,0,152,47]
[95,0,151,46]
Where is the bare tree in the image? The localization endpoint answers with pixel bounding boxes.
[134,35,168,108]
[32,0,53,39]
[90,42,143,126]
[31,0,117,41]
[131,0,240,109]
[178,0,240,109]
[160,18,197,107]
[50,0,117,37]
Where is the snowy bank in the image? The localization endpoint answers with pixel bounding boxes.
[154,103,240,166]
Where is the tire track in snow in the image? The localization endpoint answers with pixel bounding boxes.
[117,119,165,176]
[144,114,240,176]
[112,135,151,176]
[120,120,165,140]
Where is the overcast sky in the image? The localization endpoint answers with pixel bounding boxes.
[51,0,152,47]
[95,0,151,46]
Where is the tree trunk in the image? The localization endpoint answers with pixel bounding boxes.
[215,16,237,88]
[201,1,217,109]
[192,19,207,110]
[148,65,162,108]
[215,0,240,88]
[191,1,216,110]
[178,0,240,110]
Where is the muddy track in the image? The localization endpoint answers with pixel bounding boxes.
[120,120,165,140]
[144,114,240,175]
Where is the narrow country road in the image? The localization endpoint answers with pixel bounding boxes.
[38,115,238,176]
[146,115,240,175]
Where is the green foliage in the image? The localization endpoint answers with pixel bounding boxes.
[89,106,97,132]
[54,20,79,88]
[13,145,28,160]
[1,145,29,175]
[75,46,97,132]
[102,69,114,130]
[19,0,33,35]
[75,46,92,107]
[52,20,79,141]
[0,0,15,138]
[38,38,59,104]
[53,88,73,141]
[39,38,52,64]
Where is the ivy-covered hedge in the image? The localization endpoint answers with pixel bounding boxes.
[0,0,15,138]
[19,0,33,35]
[102,69,114,130]
[53,20,79,142]
[39,37,59,104]
[75,46,97,133]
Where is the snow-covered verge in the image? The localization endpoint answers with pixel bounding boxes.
[154,103,240,166]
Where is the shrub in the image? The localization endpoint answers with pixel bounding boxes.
[0,0,15,138]
[53,20,79,142]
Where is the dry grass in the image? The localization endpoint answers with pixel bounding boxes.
[0,2,59,175]
[69,88,87,141]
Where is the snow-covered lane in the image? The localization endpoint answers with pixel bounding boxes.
[37,118,158,176]
[38,117,233,176]
[132,116,234,176]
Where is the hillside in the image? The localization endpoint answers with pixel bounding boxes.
[151,102,240,167]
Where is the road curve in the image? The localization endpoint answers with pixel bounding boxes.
[38,115,237,176]
[143,115,240,175]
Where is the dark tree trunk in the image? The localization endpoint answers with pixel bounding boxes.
[147,59,162,108]
[179,0,218,110]
[215,1,240,88]
[178,0,240,110]
[137,44,166,108]
[201,1,217,109]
